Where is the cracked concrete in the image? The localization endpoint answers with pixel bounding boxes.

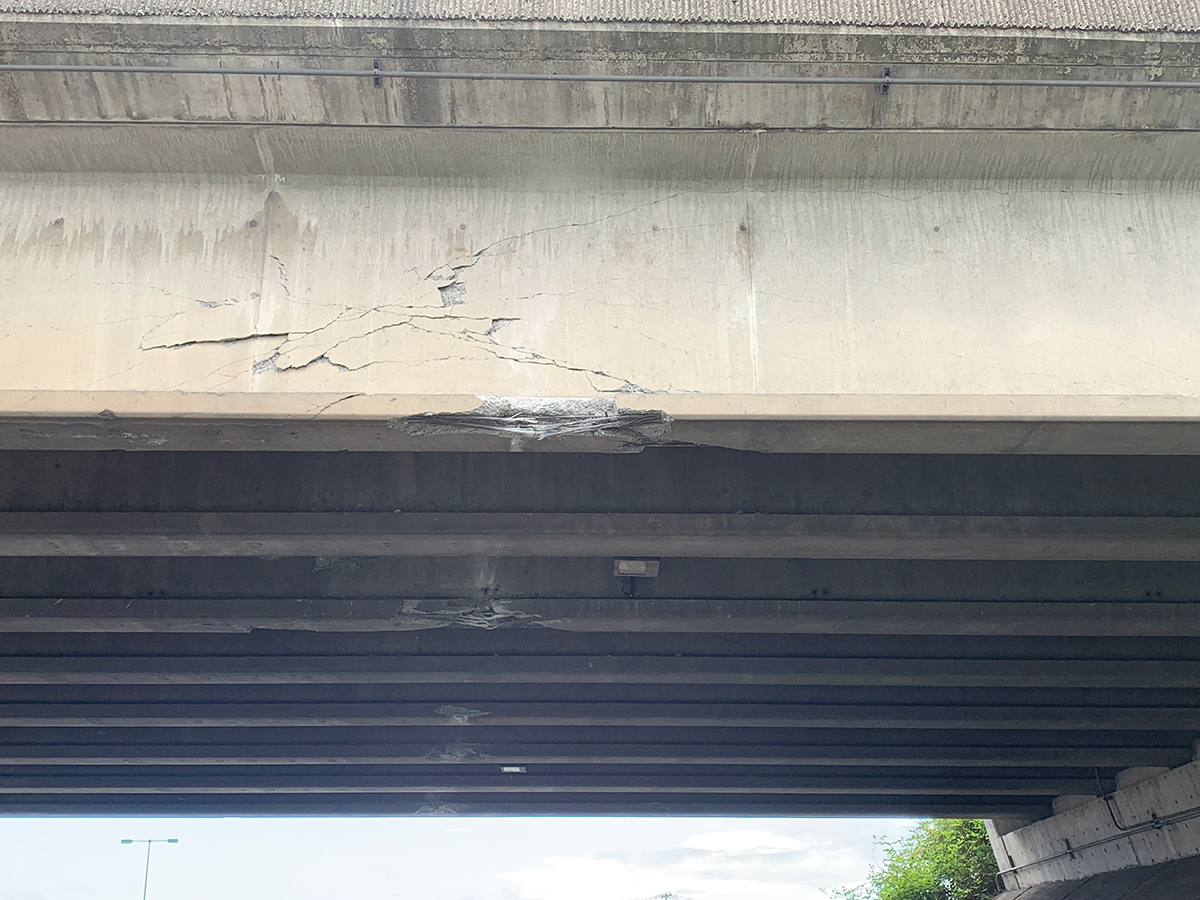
[110,189,681,395]
[1,168,1199,403]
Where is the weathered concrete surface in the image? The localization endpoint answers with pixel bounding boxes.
[0,17,1198,451]
[2,19,1200,131]
[2,170,1197,396]
[991,757,1200,890]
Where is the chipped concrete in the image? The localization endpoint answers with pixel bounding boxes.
[424,746,487,763]
[395,398,672,450]
[434,704,489,724]
[393,600,541,630]
[413,801,462,815]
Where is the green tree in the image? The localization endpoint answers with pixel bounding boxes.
[835,819,998,900]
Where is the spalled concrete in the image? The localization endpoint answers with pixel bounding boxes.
[3,19,1200,132]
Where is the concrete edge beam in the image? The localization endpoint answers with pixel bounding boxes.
[4,392,1200,453]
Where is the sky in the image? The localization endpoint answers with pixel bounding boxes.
[0,816,917,900]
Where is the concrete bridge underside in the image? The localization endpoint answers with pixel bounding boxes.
[0,447,1197,817]
[3,9,1200,895]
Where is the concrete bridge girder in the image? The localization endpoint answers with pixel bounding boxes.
[1,17,1199,442]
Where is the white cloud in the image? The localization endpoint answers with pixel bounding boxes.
[678,829,806,854]
[0,816,916,900]
[501,856,680,900]
[500,821,912,900]
[500,851,824,900]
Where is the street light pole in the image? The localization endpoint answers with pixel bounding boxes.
[140,841,152,900]
[120,838,178,900]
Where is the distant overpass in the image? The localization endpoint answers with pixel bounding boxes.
[1,2,1200,896]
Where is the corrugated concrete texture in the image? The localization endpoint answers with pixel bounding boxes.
[1,0,1200,31]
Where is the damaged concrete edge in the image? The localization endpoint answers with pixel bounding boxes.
[2,392,1200,453]
[388,599,544,631]
[391,396,673,450]
[4,390,1200,421]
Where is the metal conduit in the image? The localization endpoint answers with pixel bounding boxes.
[1,61,1199,90]
[994,801,1200,890]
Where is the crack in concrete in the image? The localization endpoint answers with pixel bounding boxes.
[309,393,366,418]
[485,318,518,336]
[143,332,290,352]
[135,192,685,393]
[268,254,291,299]
[461,193,684,263]
[270,309,497,374]
[401,319,651,393]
